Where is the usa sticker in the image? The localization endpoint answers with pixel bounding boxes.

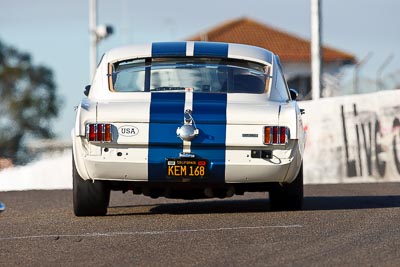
[118,125,139,137]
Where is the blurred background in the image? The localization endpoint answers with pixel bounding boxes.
[0,0,399,189]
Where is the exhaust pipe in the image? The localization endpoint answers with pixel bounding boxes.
[226,186,235,197]
[204,187,214,198]
[204,186,235,198]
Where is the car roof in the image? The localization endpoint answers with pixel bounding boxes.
[104,41,275,66]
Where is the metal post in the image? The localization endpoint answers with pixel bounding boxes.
[89,0,97,81]
[311,0,322,100]
[353,52,372,94]
[376,54,394,91]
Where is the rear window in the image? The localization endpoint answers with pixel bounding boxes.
[109,58,272,94]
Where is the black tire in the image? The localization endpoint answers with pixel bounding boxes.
[269,163,304,211]
[73,155,110,216]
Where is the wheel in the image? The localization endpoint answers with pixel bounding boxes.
[269,163,304,211]
[73,155,110,216]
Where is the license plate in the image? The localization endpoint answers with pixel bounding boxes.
[166,159,207,178]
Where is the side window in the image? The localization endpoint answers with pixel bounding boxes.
[270,60,290,101]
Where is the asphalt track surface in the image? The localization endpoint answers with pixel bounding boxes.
[1,183,400,266]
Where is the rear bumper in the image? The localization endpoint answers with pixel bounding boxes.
[73,136,302,184]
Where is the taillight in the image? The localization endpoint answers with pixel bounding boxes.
[264,126,289,145]
[86,123,113,142]
[264,127,271,144]
[97,124,104,141]
[88,124,96,141]
[104,124,112,142]
[272,126,279,144]
[280,127,287,144]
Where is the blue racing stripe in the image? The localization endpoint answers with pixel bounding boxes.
[193,42,229,58]
[148,92,185,181]
[152,42,187,58]
[191,93,227,182]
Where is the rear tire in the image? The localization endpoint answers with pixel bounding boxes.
[73,155,110,216]
[269,163,304,211]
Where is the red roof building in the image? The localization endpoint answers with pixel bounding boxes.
[187,17,356,99]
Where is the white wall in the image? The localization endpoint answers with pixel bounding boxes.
[0,151,72,191]
[300,89,400,183]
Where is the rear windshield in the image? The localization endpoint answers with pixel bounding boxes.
[109,57,271,94]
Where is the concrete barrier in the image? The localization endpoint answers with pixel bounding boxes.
[299,89,400,183]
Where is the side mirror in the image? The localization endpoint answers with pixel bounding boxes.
[289,88,299,101]
[84,85,91,96]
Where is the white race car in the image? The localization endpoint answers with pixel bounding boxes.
[72,41,306,216]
